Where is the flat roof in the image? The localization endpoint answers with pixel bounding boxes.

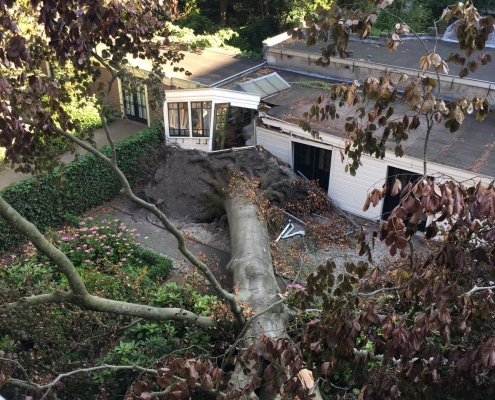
[163,48,265,87]
[280,38,495,84]
[255,69,495,178]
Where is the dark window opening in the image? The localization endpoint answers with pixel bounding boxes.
[123,87,147,123]
[212,103,230,150]
[191,101,212,137]
[293,142,332,192]
[382,166,427,232]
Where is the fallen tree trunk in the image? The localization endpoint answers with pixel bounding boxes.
[225,195,288,346]
[225,193,288,399]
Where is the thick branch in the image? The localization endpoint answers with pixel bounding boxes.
[91,50,119,163]
[0,195,89,297]
[0,195,215,328]
[5,291,216,328]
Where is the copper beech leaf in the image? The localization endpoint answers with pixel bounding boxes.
[391,178,402,196]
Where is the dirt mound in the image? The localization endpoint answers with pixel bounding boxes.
[144,145,305,221]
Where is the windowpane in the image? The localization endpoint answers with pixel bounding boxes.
[191,101,212,137]
[168,102,189,136]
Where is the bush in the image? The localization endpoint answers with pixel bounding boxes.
[227,15,280,54]
[176,12,219,35]
[0,217,174,400]
[0,122,164,252]
[51,96,116,155]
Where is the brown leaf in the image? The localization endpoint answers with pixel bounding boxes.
[363,194,372,212]
[370,188,382,207]
[391,178,402,196]
[201,374,214,391]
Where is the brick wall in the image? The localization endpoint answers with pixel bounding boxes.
[90,67,122,116]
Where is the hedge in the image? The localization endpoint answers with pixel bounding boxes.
[0,122,164,252]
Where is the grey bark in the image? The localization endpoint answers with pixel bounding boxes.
[225,194,289,398]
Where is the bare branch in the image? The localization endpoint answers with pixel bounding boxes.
[5,364,158,399]
[356,285,404,299]
[465,285,495,297]
[91,50,119,164]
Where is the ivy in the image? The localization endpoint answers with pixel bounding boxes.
[0,122,164,252]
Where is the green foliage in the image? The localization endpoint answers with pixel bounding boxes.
[176,12,219,35]
[152,281,218,316]
[89,283,219,396]
[0,122,164,253]
[51,96,116,155]
[373,1,434,34]
[166,22,261,57]
[227,15,280,54]
[0,216,177,400]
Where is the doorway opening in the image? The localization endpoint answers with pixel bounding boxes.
[382,166,427,232]
[293,142,332,191]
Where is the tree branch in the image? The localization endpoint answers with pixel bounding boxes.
[5,364,158,399]
[424,115,432,176]
[0,195,90,297]
[5,291,216,328]
[465,285,495,297]
[91,50,119,164]
[0,194,216,328]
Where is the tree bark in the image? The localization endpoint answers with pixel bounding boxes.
[220,0,228,26]
[225,194,288,397]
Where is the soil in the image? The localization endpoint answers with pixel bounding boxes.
[138,145,428,289]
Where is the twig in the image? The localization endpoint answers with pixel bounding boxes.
[0,357,32,384]
[356,285,404,299]
[281,210,306,226]
[465,285,495,297]
[5,364,158,399]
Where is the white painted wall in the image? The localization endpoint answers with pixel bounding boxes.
[256,127,291,164]
[329,152,388,220]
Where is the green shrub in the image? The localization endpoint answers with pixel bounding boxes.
[52,97,116,155]
[0,122,164,252]
[0,216,174,400]
[176,12,219,35]
[227,15,280,54]
[152,281,218,316]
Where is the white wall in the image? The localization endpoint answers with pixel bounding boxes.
[256,127,291,164]
[167,137,210,152]
[329,152,388,220]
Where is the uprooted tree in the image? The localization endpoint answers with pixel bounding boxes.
[1,0,495,399]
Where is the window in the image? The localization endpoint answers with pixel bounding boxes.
[123,87,148,123]
[168,102,189,136]
[191,102,212,137]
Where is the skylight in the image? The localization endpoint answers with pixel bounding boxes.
[238,72,291,98]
